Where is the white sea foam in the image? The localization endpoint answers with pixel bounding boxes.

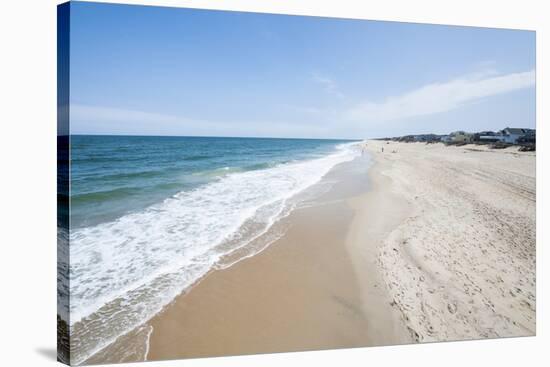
[143,325,153,361]
[68,142,360,364]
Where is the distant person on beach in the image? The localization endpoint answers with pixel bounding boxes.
[381,147,384,153]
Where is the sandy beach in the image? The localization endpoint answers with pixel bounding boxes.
[367,141,536,342]
[85,140,535,364]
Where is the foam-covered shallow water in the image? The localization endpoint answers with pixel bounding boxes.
[68,136,361,364]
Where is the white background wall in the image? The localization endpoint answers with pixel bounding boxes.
[0,0,548,366]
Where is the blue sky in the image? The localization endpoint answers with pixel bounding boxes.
[68,1,536,139]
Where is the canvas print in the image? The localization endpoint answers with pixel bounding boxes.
[57,1,536,365]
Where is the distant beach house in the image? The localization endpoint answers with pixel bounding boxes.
[479,127,536,144]
[448,131,473,143]
[499,127,535,144]
[477,131,501,143]
[386,127,535,146]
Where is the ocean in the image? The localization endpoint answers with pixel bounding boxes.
[68,135,361,363]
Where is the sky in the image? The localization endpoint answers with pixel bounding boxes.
[68,1,536,139]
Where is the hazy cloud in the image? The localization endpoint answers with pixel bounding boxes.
[71,104,187,124]
[346,69,535,122]
[69,104,339,138]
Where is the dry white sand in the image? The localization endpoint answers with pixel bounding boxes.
[364,140,536,342]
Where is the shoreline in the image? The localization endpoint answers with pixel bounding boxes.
[85,147,412,364]
[84,140,535,364]
[71,141,361,365]
[144,150,412,361]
